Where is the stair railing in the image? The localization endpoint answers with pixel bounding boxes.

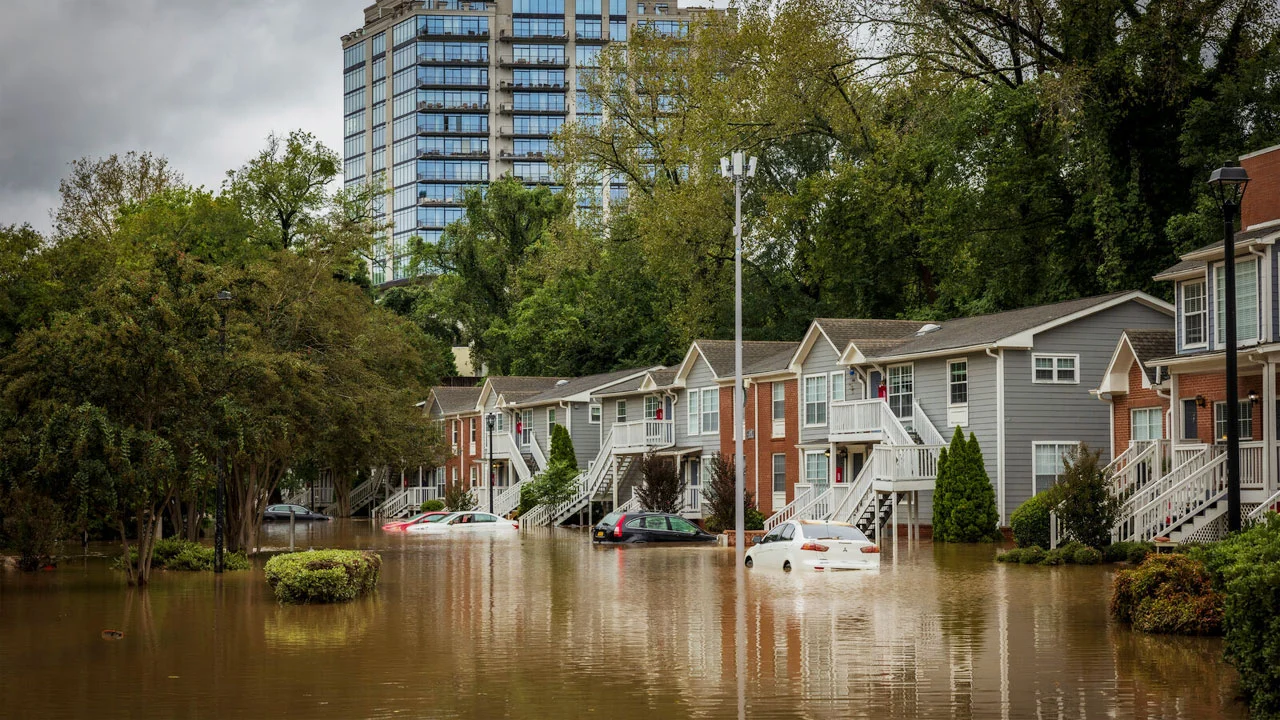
[529,429,549,471]
[1246,486,1280,525]
[828,460,878,524]
[494,476,530,518]
[764,486,814,531]
[501,431,534,481]
[1129,452,1227,542]
[911,401,945,446]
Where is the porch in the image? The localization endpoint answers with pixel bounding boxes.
[612,419,675,454]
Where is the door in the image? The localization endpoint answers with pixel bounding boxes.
[667,515,702,541]
[754,524,788,563]
[887,365,914,428]
[643,514,677,541]
[850,450,866,482]
[520,410,533,446]
[686,457,702,512]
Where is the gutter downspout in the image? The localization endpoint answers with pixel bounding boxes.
[751,380,760,508]
[986,347,1006,526]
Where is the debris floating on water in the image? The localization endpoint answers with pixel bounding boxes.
[101,630,124,640]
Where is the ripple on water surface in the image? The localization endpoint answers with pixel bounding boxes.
[0,520,1246,719]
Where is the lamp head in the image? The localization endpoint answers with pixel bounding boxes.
[1248,389,1259,404]
[486,413,495,430]
[732,151,744,177]
[746,156,757,178]
[1208,161,1250,209]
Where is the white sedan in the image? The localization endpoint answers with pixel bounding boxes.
[404,511,519,534]
[745,519,880,571]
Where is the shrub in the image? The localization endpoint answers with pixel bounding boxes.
[1041,549,1065,566]
[996,548,1024,563]
[117,539,249,572]
[932,427,1000,542]
[636,453,685,514]
[1073,546,1103,565]
[1110,554,1222,635]
[1010,491,1054,548]
[1053,444,1120,550]
[420,499,445,512]
[0,487,65,571]
[443,481,476,511]
[1018,546,1045,564]
[1189,514,1280,718]
[745,507,765,531]
[701,454,763,533]
[547,423,578,471]
[1104,541,1154,564]
[264,550,381,604]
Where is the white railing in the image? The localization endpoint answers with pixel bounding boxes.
[616,491,641,515]
[1240,441,1264,489]
[804,487,834,520]
[764,486,814,531]
[912,400,945,446]
[491,431,534,482]
[870,444,942,481]
[1247,487,1280,525]
[1103,442,1139,476]
[521,428,617,527]
[1114,446,1210,542]
[494,477,530,518]
[373,489,410,519]
[1129,453,1227,542]
[1173,444,1205,470]
[684,485,702,513]
[283,481,335,509]
[1108,441,1161,500]
[529,430,549,471]
[828,460,877,524]
[613,419,675,452]
[345,477,380,513]
[519,504,551,528]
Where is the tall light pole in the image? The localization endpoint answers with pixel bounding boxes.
[1209,161,1250,533]
[721,151,756,564]
[486,413,496,514]
[213,289,232,573]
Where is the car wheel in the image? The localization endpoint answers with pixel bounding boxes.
[744,556,753,568]
[783,560,792,572]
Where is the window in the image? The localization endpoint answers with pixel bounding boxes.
[495,413,505,432]
[589,403,601,424]
[804,375,827,426]
[1131,407,1162,442]
[514,0,565,12]
[949,360,968,405]
[1033,442,1077,493]
[830,372,845,403]
[616,399,627,423]
[1033,355,1077,384]
[1181,398,1199,440]
[451,421,459,445]
[469,417,476,442]
[643,516,668,530]
[577,0,602,12]
[548,408,557,429]
[637,3,645,14]
[609,19,627,41]
[1215,259,1259,347]
[699,388,719,434]
[669,517,698,534]
[886,365,913,420]
[576,19,602,38]
[1214,401,1253,441]
[520,410,533,445]
[804,451,828,487]
[772,383,785,421]
[687,389,699,431]
[772,453,786,493]
[1182,281,1206,347]
[644,396,660,420]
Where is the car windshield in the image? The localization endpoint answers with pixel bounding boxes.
[800,523,869,542]
[599,512,621,527]
[423,513,450,523]
[404,513,427,523]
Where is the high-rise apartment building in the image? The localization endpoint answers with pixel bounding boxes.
[341,0,711,285]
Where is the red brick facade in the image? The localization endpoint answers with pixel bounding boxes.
[717,378,799,517]
[1112,362,1170,450]
[1173,372,1265,444]
[442,413,483,488]
[1241,145,1280,231]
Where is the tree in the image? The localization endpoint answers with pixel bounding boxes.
[547,423,578,470]
[636,454,685,514]
[0,486,65,570]
[222,130,346,251]
[701,453,761,533]
[53,151,183,241]
[1051,443,1119,549]
[932,427,1000,542]
[526,424,580,511]
[443,480,477,511]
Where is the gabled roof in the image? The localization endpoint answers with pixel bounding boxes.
[857,291,1173,362]
[744,342,800,375]
[513,366,657,407]
[476,376,566,409]
[427,386,482,417]
[792,318,929,369]
[1096,328,1176,395]
[590,367,679,398]
[1154,224,1280,279]
[674,340,799,382]
[1126,329,1176,382]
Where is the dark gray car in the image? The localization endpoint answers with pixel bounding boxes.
[593,512,716,543]
[262,504,330,522]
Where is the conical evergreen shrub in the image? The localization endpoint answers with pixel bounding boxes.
[932,426,1000,542]
[548,423,578,471]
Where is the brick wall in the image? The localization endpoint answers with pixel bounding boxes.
[1174,371,1265,444]
[1241,145,1280,230]
[716,378,800,517]
[1112,362,1170,450]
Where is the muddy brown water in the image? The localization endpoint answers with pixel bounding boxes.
[0,521,1246,719]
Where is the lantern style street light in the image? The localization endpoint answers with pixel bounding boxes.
[721,151,756,563]
[1208,161,1249,533]
[213,289,232,573]
[486,413,496,514]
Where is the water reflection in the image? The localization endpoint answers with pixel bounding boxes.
[0,521,1245,719]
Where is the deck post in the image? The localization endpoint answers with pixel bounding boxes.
[890,490,898,551]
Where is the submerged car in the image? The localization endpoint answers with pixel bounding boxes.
[404,511,519,533]
[744,519,879,571]
[381,511,451,532]
[262,504,331,522]
[593,512,717,544]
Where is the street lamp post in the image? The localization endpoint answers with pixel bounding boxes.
[486,413,496,514]
[1209,161,1250,533]
[213,289,232,573]
[721,151,757,564]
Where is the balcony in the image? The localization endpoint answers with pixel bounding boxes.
[498,29,569,42]
[417,78,490,91]
[498,126,554,138]
[417,100,490,113]
[498,80,567,91]
[511,171,556,184]
[575,32,607,44]
[498,150,549,161]
[829,399,910,443]
[499,55,568,69]
[418,149,490,160]
[613,420,674,454]
[416,55,490,67]
[497,102,565,115]
[417,29,491,41]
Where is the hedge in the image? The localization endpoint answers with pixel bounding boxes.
[1110,554,1223,635]
[264,550,381,604]
[117,538,249,572]
[1009,491,1054,549]
[932,427,1000,542]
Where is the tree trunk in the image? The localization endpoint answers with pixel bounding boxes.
[184,500,203,542]
[334,470,352,518]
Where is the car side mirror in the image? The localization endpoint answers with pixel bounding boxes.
[752,535,765,545]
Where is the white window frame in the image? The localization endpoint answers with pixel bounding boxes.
[1032,441,1078,494]
[947,359,969,428]
[520,409,533,446]
[771,453,786,493]
[1214,401,1253,442]
[589,403,601,424]
[616,399,627,424]
[699,387,718,434]
[686,389,699,433]
[771,382,786,438]
[644,395,660,420]
[829,371,845,403]
[886,363,914,424]
[1181,280,1207,348]
[469,417,477,443]
[494,412,505,433]
[803,374,827,427]
[547,407,557,430]
[1215,258,1260,348]
[1032,354,1079,384]
[451,421,459,445]
[803,450,828,486]
[1130,407,1163,443]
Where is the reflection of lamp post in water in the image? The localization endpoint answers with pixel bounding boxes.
[213,289,232,574]
[486,413,495,514]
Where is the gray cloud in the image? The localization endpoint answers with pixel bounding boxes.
[0,0,357,232]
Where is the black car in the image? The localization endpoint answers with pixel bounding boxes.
[262,504,331,522]
[593,511,717,543]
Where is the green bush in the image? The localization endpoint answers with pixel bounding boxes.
[996,548,1023,563]
[420,499,445,512]
[932,427,1000,542]
[1018,546,1046,564]
[702,454,765,533]
[1010,491,1054,548]
[1110,554,1222,635]
[263,550,381,604]
[0,487,65,570]
[1053,444,1121,550]
[443,481,476,511]
[745,507,765,531]
[1189,514,1280,718]
[1073,546,1102,565]
[116,539,249,572]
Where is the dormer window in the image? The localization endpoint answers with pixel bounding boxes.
[1181,280,1206,347]
[1214,258,1259,347]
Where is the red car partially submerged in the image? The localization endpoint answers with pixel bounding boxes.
[381,511,451,532]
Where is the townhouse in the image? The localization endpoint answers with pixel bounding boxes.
[1099,143,1280,542]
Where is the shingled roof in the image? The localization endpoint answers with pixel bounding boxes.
[813,319,931,350]
[744,342,800,375]
[430,386,481,416]
[516,366,656,406]
[693,340,799,378]
[1125,329,1176,384]
[1154,225,1280,279]
[866,292,1161,360]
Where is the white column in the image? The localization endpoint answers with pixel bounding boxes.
[1264,361,1275,493]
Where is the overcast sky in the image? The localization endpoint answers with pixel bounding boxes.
[0,0,356,233]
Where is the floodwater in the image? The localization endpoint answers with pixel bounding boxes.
[0,521,1246,720]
